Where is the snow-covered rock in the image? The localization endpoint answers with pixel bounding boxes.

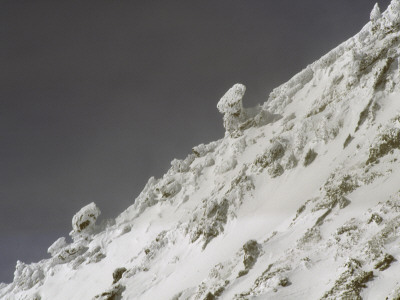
[217,83,247,136]
[47,237,67,257]
[370,3,382,23]
[2,1,400,300]
[71,202,101,236]
[13,261,44,292]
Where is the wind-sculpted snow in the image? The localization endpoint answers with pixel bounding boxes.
[2,1,400,299]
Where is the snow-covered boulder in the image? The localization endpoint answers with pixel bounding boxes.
[71,202,101,234]
[217,83,246,115]
[13,261,44,291]
[217,83,246,135]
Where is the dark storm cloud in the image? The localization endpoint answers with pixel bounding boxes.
[0,0,391,282]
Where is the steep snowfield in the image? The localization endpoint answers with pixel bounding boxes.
[3,2,400,299]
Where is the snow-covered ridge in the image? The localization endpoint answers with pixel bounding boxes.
[267,0,400,115]
[2,1,400,299]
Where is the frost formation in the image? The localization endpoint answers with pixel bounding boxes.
[71,202,101,235]
[2,1,400,300]
[217,83,246,136]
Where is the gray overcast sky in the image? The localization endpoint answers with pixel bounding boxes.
[0,0,390,283]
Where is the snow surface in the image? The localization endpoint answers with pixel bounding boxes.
[2,1,400,299]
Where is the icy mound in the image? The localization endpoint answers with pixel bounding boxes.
[2,1,400,300]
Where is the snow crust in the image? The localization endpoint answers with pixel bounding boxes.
[2,1,400,299]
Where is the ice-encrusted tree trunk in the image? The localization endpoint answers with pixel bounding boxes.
[217,83,246,136]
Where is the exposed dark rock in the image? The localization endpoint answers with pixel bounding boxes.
[189,198,230,249]
[374,57,395,90]
[242,240,261,270]
[94,284,126,300]
[315,173,358,211]
[279,277,291,287]
[112,268,127,284]
[367,127,400,165]
[296,204,306,217]
[142,231,169,262]
[321,259,373,300]
[357,47,388,76]
[355,99,373,132]
[269,142,286,162]
[268,163,284,178]
[204,292,216,300]
[297,228,322,248]
[247,264,291,295]
[368,213,383,225]
[79,220,91,231]
[291,201,311,224]
[343,134,354,149]
[314,209,332,227]
[303,149,317,166]
[214,286,225,297]
[374,254,395,271]
[336,224,358,235]
[338,197,352,209]
[237,270,249,277]
[253,141,286,170]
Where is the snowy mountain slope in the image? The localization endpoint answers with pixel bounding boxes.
[2,1,400,299]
